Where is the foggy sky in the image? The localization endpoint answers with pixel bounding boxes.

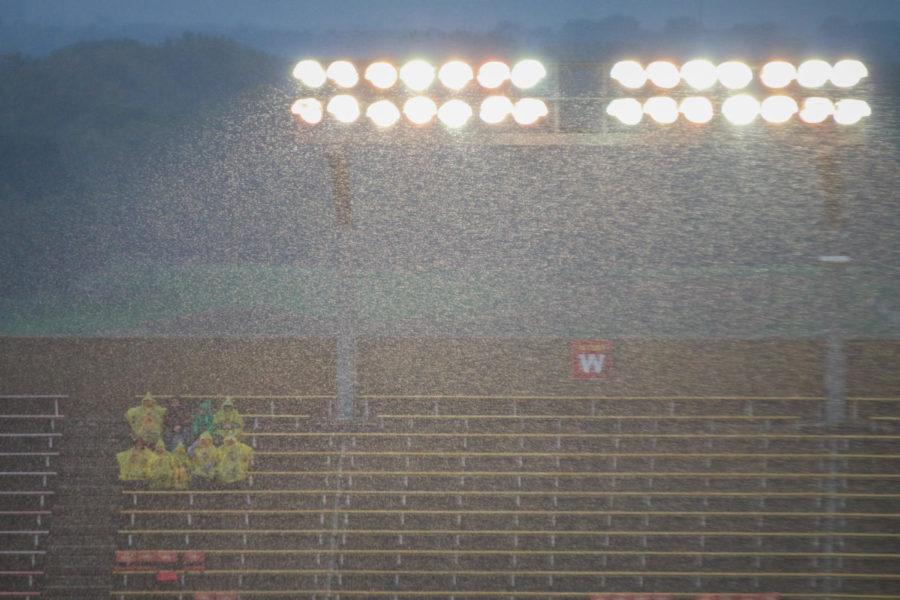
[3,0,900,33]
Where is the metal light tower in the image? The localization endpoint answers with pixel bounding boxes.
[289,57,872,420]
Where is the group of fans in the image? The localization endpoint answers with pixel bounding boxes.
[116,393,254,488]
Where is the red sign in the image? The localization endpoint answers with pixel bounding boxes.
[571,339,614,380]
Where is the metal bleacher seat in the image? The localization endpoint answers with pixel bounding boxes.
[0,395,66,599]
[111,392,900,599]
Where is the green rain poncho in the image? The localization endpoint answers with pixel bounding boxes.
[171,442,191,490]
[125,393,167,444]
[213,397,244,442]
[116,444,157,481]
[191,400,215,439]
[148,440,175,489]
[191,432,220,480]
[215,435,254,484]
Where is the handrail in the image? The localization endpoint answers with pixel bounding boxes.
[121,489,900,498]
[247,469,900,478]
[113,547,900,559]
[105,591,900,599]
[118,528,900,537]
[247,432,900,439]
[119,507,900,518]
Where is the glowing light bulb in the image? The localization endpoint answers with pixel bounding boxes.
[833,99,871,125]
[760,95,799,124]
[797,60,832,88]
[680,59,717,90]
[610,60,647,89]
[403,96,437,125]
[326,61,359,88]
[760,61,796,88]
[799,97,835,124]
[643,96,679,124]
[830,59,868,88]
[679,97,714,124]
[477,61,511,89]
[400,60,435,91]
[293,60,327,88]
[722,94,760,125]
[646,61,680,89]
[365,62,398,89]
[717,61,753,90]
[606,98,643,125]
[479,96,514,124]
[510,59,546,89]
[438,61,474,91]
[512,98,548,125]
[366,100,400,128]
[326,95,360,123]
[290,98,323,124]
[437,99,473,128]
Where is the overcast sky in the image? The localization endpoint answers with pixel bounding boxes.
[2,0,899,32]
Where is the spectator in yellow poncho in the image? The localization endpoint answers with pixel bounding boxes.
[216,434,254,485]
[125,392,167,444]
[116,440,157,482]
[213,397,244,443]
[170,442,191,490]
[147,440,176,489]
[190,432,220,481]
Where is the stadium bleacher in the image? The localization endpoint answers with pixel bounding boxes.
[0,395,65,599]
[111,389,899,599]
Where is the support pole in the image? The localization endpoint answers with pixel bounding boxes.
[325,145,356,420]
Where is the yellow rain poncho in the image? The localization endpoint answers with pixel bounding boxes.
[215,435,254,484]
[125,393,167,444]
[191,432,220,480]
[171,442,191,490]
[212,397,244,442]
[116,444,157,481]
[148,440,176,489]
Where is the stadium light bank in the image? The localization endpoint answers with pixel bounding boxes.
[290,57,871,134]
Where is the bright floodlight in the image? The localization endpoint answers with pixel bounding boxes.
[722,94,760,125]
[437,99,473,128]
[366,100,401,128]
[326,61,359,88]
[717,61,753,90]
[438,61,474,91]
[477,61,511,89]
[799,97,835,124]
[512,98,548,125]
[797,60,832,88]
[290,98,323,124]
[643,96,679,124]
[510,59,546,89]
[679,97,714,124]
[680,59,717,90]
[403,96,438,125]
[646,61,680,89]
[326,95,360,123]
[833,99,871,125]
[606,98,643,125]
[293,60,327,88]
[400,60,435,91]
[365,62,398,89]
[480,95,514,124]
[830,59,868,88]
[610,60,647,89]
[760,95,799,124]
[760,61,796,88]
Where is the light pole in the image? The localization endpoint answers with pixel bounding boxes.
[290,57,871,422]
